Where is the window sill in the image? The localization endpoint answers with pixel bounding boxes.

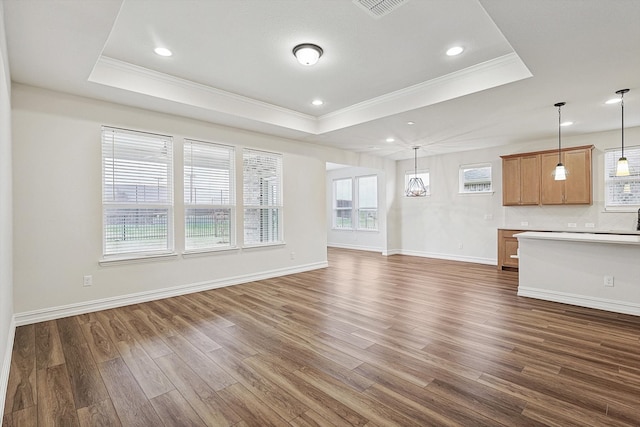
[182,246,240,257]
[604,206,640,213]
[99,252,178,266]
[242,242,286,249]
[458,191,495,196]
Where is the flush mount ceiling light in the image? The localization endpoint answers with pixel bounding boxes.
[311,99,324,106]
[407,121,415,125]
[606,97,622,105]
[615,89,630,177]
[553,102,567,181]
[386,137,395,143]
[154,47,172,57]
[406,147,427,197]
[561,121,573,127]
[446,46,464,56]
[293,43,323,66]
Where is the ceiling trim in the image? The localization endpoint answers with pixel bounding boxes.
[89,56,320,133]
[89,52,531,137]
[316,52,532,133]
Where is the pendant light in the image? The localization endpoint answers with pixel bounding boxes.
[615,89,630,177]
[553,102,567,181]
[406,147,427,197]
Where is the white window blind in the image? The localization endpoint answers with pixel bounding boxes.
[404,170,430,196]
[102,127,173,256]
[604,146,640,210]
[184,139,235,250]
[459,164,492,193]
[334,178,353,229]
[357,175,378,230]
[243,149,283,245]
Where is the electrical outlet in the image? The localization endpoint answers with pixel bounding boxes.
[458,243,463,249]
[484,214,493,220]
[290,252,295,260]
[585,223,595,228]
[604,276,614,287]
[83,275,92,287]
[520,221,529,226]
[568,223,577,228]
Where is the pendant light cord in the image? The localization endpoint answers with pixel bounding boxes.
[558,104,562,162]
[414,148,418,177]
[621,91,625,158]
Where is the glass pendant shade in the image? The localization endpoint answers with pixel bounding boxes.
[616,157,630,176]
[553,102,567,181]
[554,163,567,181]
[406,147,427,197]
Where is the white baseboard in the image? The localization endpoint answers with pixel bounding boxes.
[327,243,384,253]
[518,286,640,316]
[396,249,496,266]
[14,261,328,326]
[0,316,16,417]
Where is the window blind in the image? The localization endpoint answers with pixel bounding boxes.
[604,146,640,209]
[102,127,173,256]
[334,178,353,229]
[243,149,283,245]
[357,175,378,230]
[184,139,235,250]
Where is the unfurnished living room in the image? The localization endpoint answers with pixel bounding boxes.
[1,0,640,426]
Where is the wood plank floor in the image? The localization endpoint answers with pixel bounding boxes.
[3,248,640,426]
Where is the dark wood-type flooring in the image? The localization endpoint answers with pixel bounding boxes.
[3,248,640,426]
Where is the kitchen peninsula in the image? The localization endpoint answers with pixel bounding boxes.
[516,231,640,316]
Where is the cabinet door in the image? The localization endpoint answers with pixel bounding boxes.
[503,238,519,268]
[502,157,521,205]
[564,148,592,204]
[541,152,565,204]
[520,155,540,205]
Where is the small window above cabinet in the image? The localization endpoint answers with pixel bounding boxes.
[501,145,593,206]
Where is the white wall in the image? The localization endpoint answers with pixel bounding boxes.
[394,128,640,264]
[326,166,387,253]
[0,2,14,416]
[11,84,339,319]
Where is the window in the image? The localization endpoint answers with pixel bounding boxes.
[333,178,353,229]
[357,175,378,230]
[102,127,173,257]
[404,170,430,196]
[243,149,283,245]
[184,139,235,250]
[459,164,492,193]
[604,146,640,210]
[333,175,378,231]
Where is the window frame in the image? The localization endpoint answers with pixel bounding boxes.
[101,126,174,259]
[183,139,236,252]
[604,145,640,212]
[458,163,493,194]
[242,148,284,247]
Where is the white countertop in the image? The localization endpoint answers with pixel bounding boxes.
[515,231,640,245]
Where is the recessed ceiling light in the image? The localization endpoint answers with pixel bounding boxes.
[386,137,395,143]
[311,99,324,106]
[154,47,172,57]
[446,46,464,56]
[605,98,622,104]
[407,121,415,125]
[560,121,573,127]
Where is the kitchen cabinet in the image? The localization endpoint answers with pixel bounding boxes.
[502,145,592,206]
[540,147,592,205]
[502,154,540,205]
[497,229,523,270]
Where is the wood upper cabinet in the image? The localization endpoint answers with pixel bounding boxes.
[502,145,593,206]
[502,154,540,206]
[540,147,592,205]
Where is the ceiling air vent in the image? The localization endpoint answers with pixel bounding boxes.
[353,0,409,18]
